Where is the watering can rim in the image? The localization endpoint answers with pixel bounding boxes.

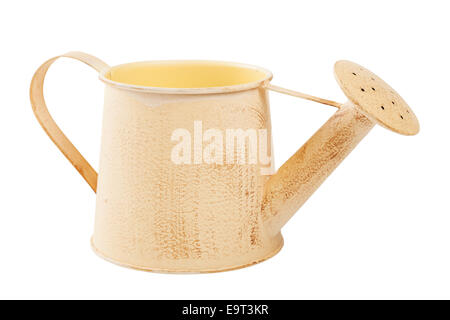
[99,59,274,95]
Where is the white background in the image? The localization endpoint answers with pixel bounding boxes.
[1,0,449,299]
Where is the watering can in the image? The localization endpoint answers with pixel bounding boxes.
[30,52,419,272]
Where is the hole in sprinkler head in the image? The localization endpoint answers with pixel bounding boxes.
[400,115,404,119]
[406,110,410,113]
[361,88,365,92]
[352,72,357,76]
[372,87,376,91]
[381,106,385,110]
[392,101,395,105]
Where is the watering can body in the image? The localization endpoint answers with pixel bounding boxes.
[94,82,282,272]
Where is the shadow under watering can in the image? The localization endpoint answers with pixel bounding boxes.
[30,52,419,273]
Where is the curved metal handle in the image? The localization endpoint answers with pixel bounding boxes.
[29,52,110,193]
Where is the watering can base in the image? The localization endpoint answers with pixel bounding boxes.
[90,235,284,274]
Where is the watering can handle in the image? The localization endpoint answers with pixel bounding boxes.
[265,83,342,109]
[30,52,110,193]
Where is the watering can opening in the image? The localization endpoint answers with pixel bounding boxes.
[100,60,273,94]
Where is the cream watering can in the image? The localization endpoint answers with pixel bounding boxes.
[30,52,419,273]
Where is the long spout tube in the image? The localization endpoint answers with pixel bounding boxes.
[262,102,375,236]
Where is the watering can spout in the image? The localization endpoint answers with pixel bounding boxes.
[262,103,374,236]
[262,60,419,237]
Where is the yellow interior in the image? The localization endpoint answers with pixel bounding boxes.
[105,61,268,88]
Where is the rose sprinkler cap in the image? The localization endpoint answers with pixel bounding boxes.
[334,60,420,135]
